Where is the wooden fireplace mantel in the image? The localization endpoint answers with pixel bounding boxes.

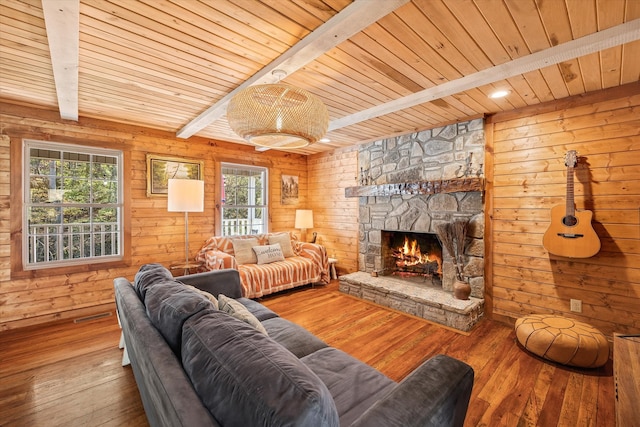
[344,177,484,198]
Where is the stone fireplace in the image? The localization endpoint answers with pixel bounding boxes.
[339,119,486,331]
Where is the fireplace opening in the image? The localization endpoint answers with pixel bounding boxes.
[381,230,442,286]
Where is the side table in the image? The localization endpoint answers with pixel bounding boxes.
[328,258,338,280]
[170,262,202,276]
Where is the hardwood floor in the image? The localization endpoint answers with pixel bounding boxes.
[0,281,614,427]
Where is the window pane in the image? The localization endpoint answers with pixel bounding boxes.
[93,207,118,223]
[29,176,53,203]
[63,207,90,224]
[91,180,118,203]
[92,157,118,179]
[28,206,61,225]
[63,177,90,203]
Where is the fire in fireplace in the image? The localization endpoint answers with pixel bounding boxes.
[381,231,442,285]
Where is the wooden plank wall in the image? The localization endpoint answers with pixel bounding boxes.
[307,146,359,275]
[486,83,640,337]
[0,102,308,330]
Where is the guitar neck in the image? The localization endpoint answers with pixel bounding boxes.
[566,165,575,216]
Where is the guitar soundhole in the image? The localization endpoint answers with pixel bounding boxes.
[562,215,578,226]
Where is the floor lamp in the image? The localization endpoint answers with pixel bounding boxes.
[168,179,204,273]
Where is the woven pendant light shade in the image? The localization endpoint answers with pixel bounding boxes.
[227,83,329,149]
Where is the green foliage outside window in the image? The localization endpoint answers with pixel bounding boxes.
[221,164,267,236]
[25,142,122,267]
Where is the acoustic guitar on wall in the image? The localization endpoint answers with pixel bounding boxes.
[542,150,600,258]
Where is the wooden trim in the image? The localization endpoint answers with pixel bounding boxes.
[483,121,495,320]
[487,81,640,124]
[345,177,484,198]
[491,312,515,327]
[9,135,23,275]
[8,131,132,278]
[0,302,116,331]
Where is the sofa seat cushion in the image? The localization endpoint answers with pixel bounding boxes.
[302,347,396,426]
[515,314,609,368]
[182,309,339,427]
[262,317,328,358]
[239,255,322,298]
[237,297,279,321]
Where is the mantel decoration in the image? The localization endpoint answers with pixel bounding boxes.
[227,69,329,150]
[435,219,471,300]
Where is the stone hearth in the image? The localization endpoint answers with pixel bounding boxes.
[339,272,483,332]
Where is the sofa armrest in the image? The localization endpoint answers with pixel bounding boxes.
[177,269,243,299]
[295,241,322,255]
[296,242,330,284]
[350,354,474,427]
[195,249,237,270]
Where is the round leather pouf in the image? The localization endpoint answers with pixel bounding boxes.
[515,314,609,368]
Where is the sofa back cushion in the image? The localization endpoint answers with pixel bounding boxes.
[231,237,259,265]
[134,263,174,301]
[198,233,300,258]
[182,309,340,427]
[268,232,295,257]
[134,263,214,356]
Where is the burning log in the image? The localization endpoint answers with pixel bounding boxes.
[395,260,440,275]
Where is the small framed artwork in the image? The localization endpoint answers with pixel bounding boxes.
[281,174,299,205]
[146,154,204,197]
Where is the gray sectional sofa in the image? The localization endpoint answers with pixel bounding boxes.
[114,263,474,427]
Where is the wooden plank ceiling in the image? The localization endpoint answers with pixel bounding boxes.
[1,0,639,155]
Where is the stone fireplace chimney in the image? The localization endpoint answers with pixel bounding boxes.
[353,119,485,299]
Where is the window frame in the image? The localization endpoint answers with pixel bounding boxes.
[22,139,124,270]
[219,162,268,236]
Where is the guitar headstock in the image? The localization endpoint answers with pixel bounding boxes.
[565,150,578,168]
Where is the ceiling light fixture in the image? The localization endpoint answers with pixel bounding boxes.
[489,89,510,99]
[227,70,329,149]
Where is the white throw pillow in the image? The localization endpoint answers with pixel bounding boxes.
[218,294,268,335]
[268,232,295,258]
[253,244,285,265]
[231,237,259,265]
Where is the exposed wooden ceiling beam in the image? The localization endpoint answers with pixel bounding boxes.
[328,19,640,132]
[41,0,79,121]
[176,0,410,139]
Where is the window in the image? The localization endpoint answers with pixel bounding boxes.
[23,140,123,269]
[220,163,267,236]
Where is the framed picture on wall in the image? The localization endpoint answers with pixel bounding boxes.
[146,154,204,197]
[281,174,299,205]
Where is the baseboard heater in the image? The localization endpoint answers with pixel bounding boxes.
[73,312,112,323]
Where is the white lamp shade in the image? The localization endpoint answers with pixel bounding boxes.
[294,209,313,229]
[167,179,204,212]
